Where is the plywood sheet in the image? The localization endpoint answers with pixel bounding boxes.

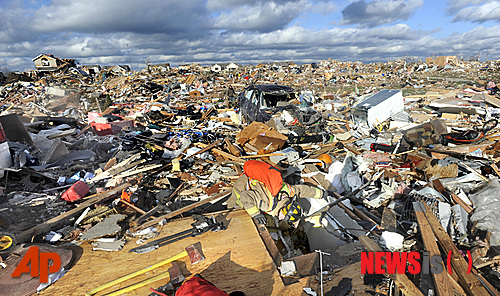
[38,210,303,296]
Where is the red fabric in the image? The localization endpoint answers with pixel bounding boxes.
[243,160,283,196]
[175,277,229,296]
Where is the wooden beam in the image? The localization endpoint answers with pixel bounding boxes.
[119,199,146,215]
[472,268,500,296]
[421,203,490,296]
[359,235,425,296]
[131,189,232,232]
[447,273,467,296]
[414,202,453,296]
[257,224,283,269]
[490,163,500,178]
[460,161,489,182]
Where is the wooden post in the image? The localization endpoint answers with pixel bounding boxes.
[413,202,453,296]
[421,203,490,296]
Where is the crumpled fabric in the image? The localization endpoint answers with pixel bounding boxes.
[325,160,345,193]
[341,152,372,192]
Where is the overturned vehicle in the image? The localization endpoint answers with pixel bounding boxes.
[238,84,328,143]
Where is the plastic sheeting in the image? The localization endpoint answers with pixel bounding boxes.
[470,178,500,246]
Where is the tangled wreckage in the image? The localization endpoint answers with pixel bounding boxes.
[0,55,500,295]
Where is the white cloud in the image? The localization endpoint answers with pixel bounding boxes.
[341,0,424,27]
[446,0,488,14]
[212,1,306,32]
[2,0,500,72]
[448,1,500,23]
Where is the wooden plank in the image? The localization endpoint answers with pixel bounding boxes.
[447,273,467,296]
[257,224,283,269]
[342,143,363,155]
[225,138,241,156]
[421,203,490,296]
[17,182,132,243]
[119,199,146,215]
[90,158,145,183]
[241,153,284,159]
[187,139,221,160]
[131,189,232,232]
[490,163,500,178]
[115,163,163,179]
[414,202,453,296]
[359,235,425,296]
[432,179,473,214]
[472,268,500,296]
[244,143,259,152]
[198,143,245,163]
[459,161,489,182]
[46,128,77,139]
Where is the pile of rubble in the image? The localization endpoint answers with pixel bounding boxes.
[1,56,500,296]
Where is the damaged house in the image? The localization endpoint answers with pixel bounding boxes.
[32,53,78,76]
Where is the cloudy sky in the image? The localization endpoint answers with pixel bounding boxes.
[1,0,500,71]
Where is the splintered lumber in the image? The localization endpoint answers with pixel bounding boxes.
[131,189,232,232]
[432,179,473,214]
[342,143,363,155]
[224,138,240,156]
[359,235,424,296]
[490,163,500,178]
[413,202,453,296]
[421,203,490,296]
[17,182,132,243]
[197,143,244,163]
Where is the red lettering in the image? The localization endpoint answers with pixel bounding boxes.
[360,252,374,274]
[11,246,62,283]
[39,252,62,283]
[375,252,385,274]
[407,251,421,274]
[11,246,40,278]
[385,252,407,274]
